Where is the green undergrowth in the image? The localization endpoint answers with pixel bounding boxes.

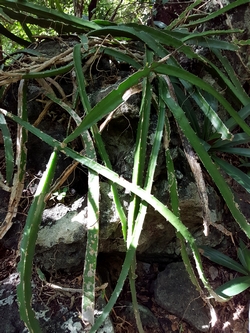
[0,0,250,332]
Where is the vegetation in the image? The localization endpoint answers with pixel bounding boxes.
[0,0,250,332]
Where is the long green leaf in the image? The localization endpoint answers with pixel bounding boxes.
[0,109,225,307]
[20,22,34,42]
[215,147,250,157]
[188,87,230,141]
[200,245,249,275]
[88,24,198,61]
[72,43,127,240]
[0,22,30,46]
[63,66,151,144]
[0,0,99,30]
[127,50,154,333]
[102,47,142,70]
[212,49,250,105]
[1,7,77,35]
[73,44,100,325]
[181,29,243,42]
[0,113,14,185]
[64,60,250,145]
[212,133,250,149]
[185,37,238,51]
[155,64,249,139]
[162,77,202,290]
[17,150,58,333]
[127,77,151,244]
[238,239,250,272]
[226,103,250,131]
[167,0,203,30]
[2,62,75,81]
[127,74,152,333]
[213,156,250,194]
[181,0,250,28]
[198,54,250,107]
[160,81,250,237]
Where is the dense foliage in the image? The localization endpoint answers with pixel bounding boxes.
[1,0,250,332]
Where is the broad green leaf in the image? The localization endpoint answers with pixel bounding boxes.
[155,64,249,139]
[10,48,44,57]
[160,84,250,237]
[72,43,127,240]
[63,66,152,144]
[92,19,117,26]
[185,37,238,51]
[212,49,250,105]
[20,22,34,42]
[10,63,74,80]
[226,103,250,131]
[189,88,229,141]
[200,245,249,275]
[215,275,250,298]
[238,239,250,272]
[88,24,198,61]
[17,150,58,333]
[212,133,250,149]
[213,156,250,194]
[102,47,142,69]
[181,29,243,42]
[216,147,250,157]
[0,113,14,185]
[0,108,226,307]
[0,22,30,47]
[0,0,100,30]
[182,0,250,28]
[1,7,77,35]
[235,39,250,46]
[167,0,203,30]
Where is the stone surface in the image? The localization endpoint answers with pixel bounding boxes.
[154,262,210,332]
[35,177,222,272]
[35,196,88,272]
[0,273,114,333]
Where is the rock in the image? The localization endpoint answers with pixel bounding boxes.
[35,175,222,272]
[0,273,114,333]
[154,262,210,332]
[35,174,222,272]
[35,196,88,272]
[0,273,26,333]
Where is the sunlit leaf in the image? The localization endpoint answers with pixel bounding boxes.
[215,275,250,298]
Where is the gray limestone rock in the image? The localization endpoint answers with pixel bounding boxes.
[154,262,210,332]
[0,273,114,333]
[35,196,88,272]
